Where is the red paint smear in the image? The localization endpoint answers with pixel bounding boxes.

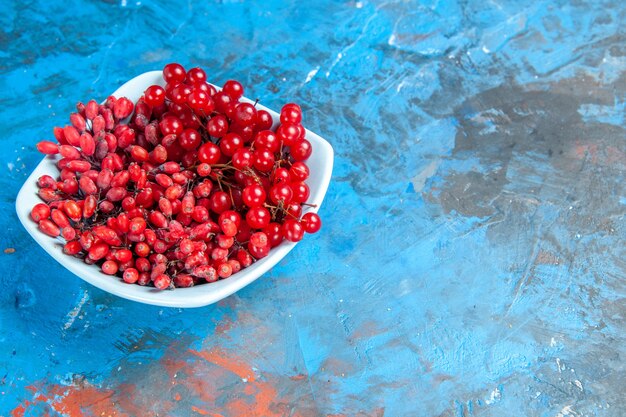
[214,317,234,335]
[11,383,149,417]
[290,373,308,381]
[10,402,27,417]
[191,405,210,415]
[42,385,126,417]
[191,405,225,416]
[189,348,301,417]
[189,348,256,382]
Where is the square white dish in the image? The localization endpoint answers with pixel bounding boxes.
[15,71,334,308]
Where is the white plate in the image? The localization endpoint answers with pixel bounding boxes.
[15,71,334,308]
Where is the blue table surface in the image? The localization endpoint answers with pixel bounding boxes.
[1,1,625,416]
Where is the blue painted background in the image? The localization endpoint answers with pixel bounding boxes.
[1,0,625,416]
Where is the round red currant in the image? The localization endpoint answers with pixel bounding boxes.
[222,80,244,100]
[163,63,186,84]
[282,219,304,242]
[242,184,266,208]
[144,85,166,107]
[246,206,270,229]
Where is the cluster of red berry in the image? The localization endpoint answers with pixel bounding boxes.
[31,63,321,290]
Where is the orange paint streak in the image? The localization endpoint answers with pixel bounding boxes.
[189,348,256,381]
[10,402,26,417]
[191,405,210,415]
[290,373,308,381]
[12,384,144,417]
[47,386,127,417]
[191,406,225,416]
[214,317,234,335]
[174,392,182,401]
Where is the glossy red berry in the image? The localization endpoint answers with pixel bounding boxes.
[31,203,51,222]
[178,128,201,151]
[246,207,270,229]
[280,103,302,124]
[163,63,186,84]
[198,142,221,164]
[276,123,300,146]
[282,219,304,242]
[233,102,257,127]
[220,133,244,157]
[301,212,322,233]
[144,85,166,107]
[291,139,313,161]
[153,274,172,290]
[242,184,266,208]
[222,80,244,100]
[269,183,293,205]
[160,116,183,136]
[256,110,273,130]
[186,67,207,84]
[207,115,229,138]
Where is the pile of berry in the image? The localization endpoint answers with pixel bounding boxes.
[31,63,322,290]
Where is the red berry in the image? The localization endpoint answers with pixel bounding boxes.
[269,183,293,205]
[291,182,310,203]
[242,184,266,208]
[102,260,119,275]
[236,249,253,267]
[37,141,59,155]
[280,103,302,124]
[246,207,270,229]
[207,114,229,138]
[153,274,172,290]
[248,241,270,259]
[163,63,186,84]
[222,80,244,100]
[254,130,280,152]
[218,210,242,228]
[301,212,322,233]
[31,203,51,222]
[232,148,253,169]
[61,227,76,242]
[289,162,310,181]
[210,191,231,214]
[291,139,313,161]
[263,222,283,248]
[216,262,233,279]
[174,274,194,288]
[272,167,290,184]
[123,268,139,284]
[256,110,274,130]
[197,142,221,164]
[250,232,268,248]
[113,97,134,120]
[63,241,82,255]
[186,67,207,84]
[144,85,166,107]
[178,128,201,151]
[253,149,275,172]
[169,84,193,105]
[220,133,244,157]
[220,218,238,237]
[281,219,304,242]
[276,123,300,146]
[233,102,257,127]
[160,116,183,136]
[38,219,60,237]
